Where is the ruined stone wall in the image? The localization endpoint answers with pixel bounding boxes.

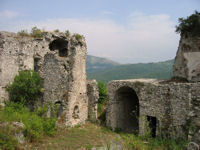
[0,31,88,127]
[106,79,200,143]
[87,80,99,122]
[173,33,200,81]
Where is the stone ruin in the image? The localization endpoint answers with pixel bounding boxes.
[0,31,99,127]
[106,32,200,145]
[0,20,200,147]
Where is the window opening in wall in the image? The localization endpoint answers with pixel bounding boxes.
[49,38,68,57]
[147,116,157,138]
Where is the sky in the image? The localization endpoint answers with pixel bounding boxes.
[0,0,200,64]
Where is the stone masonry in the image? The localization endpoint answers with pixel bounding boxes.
[106,79,200,140]
[0,31,88,127]
[173,33,200,82]
[106,32,200,145]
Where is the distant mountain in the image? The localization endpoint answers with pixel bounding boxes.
[86,55,120,73]
[87,58,174,82]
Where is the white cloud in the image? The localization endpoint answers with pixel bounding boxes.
[102,11,115,15]
[0,12,180,63]
[0,10,20,20]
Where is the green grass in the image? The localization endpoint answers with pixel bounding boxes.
[25,122,120,150]
[121,133,188,150]
[0,102,56,148]
[23,122,188,150]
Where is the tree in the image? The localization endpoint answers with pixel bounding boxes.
[6,70,43,105]
[98,81,107,104]
[175,11,200,36]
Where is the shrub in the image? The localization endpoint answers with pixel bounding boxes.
[54,29,59,33]
[6,70,43,105]
[65,30,70,37]
[17,30,29,37]
[0,102,56,142]
[98,81,107,104]
[42,118,56,136]
[176,11,200,36]
[74,33,83,41]
[31,27,43,38]
[0,128,19,150]
[97,81,107,122]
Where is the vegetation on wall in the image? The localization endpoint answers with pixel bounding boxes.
[17,27,72,39]
[74,33,83,41]
[17,30,29,37]
[175,11,200,36]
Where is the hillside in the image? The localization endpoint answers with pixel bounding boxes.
[86,55,120,73]
[87,58,174,82]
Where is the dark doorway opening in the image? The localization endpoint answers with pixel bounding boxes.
[49,38,68,57]
[55,101,63,117]
[114,86,139,134]
[147,116,157,138]
[34,57,40,72]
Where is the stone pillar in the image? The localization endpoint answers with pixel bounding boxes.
[87,80,99,122]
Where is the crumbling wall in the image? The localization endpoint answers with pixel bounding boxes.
[0,31,88,127]
[87,80,99,122]
[173,33,200,81]
[106,79,200,142]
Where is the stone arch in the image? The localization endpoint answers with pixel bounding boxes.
[114,86,139,134]
[49,38,68,57]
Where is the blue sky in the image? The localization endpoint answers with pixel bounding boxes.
[0,0,200,63]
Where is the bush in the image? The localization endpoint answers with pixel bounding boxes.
[97,81,107,121]
[6,70,43,105]
[176,11,200,36]
[0,102,56,142]
[17,30,29,37]
[65,30,70,37]
[31,27,43,38]
[74,33,83,41]
[0,125,19,150]
[42,118,56,136]
[98,81,107,104]
[54,29,59,33]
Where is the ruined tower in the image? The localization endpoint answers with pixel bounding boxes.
[0,31,88,126]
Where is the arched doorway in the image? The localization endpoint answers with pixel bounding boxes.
[114,86,139,134]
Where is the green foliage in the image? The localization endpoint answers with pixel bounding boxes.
[98,81,107,104]
[97,81,107,123]
[42,118,56,136]
[74,33,83,41]
[0,125,19,150]
[176,11,200,36]
[121,133,188,150]
[54,29,59,33]
[6,70,43,105]
[65,30,70,37]
[17,30,29,37]
[31,26,44,38]
[0,102,56,142]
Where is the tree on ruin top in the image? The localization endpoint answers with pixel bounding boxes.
[175,11,200,37]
